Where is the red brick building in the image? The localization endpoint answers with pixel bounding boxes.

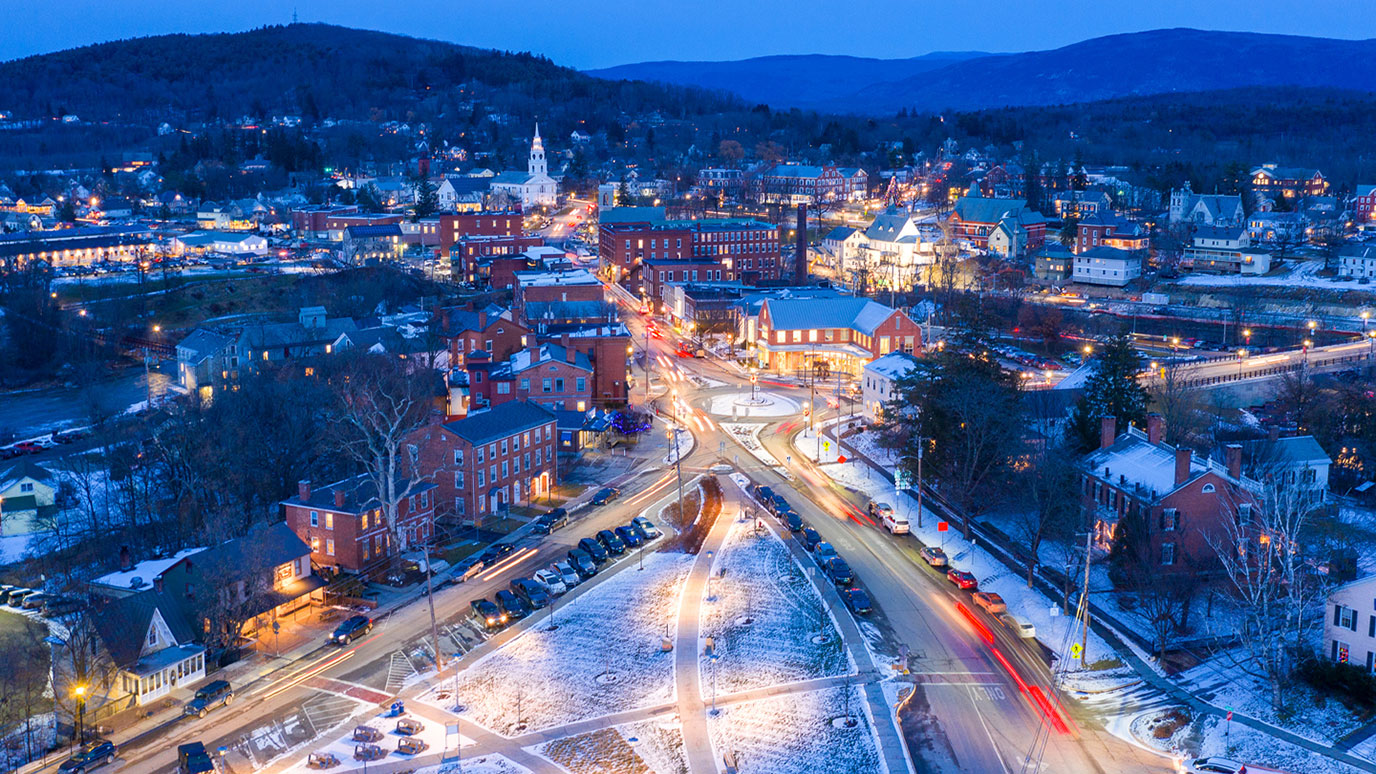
[449,234,544,286]
[752,164,867,205]
[411,400,559,522]
[1356,185,1376,224]
[514,268,607,321]
[468,340,595,413]
[552,325,632,407]
[1075,215,1148,254]
[439,211,524,257]
[755,297,921,376]
[281,475,438,575]
[1080,415,1259,580]
[291,205,360,237]
[643,258,731,301]
[597,209,782,286]
[438,304,530,367]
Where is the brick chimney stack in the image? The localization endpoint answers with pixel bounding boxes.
[1100,416,1116,450]
[795,204,809,285]
[1174,448,1193,487]
[119,545,133,572]
[1146,413,1164,446]
[334,489,346,509]
[478,311,488,330]
[1225,443,1243,479]
[298,479,311,501]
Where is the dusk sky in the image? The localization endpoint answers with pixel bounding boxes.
[6,0,1376,69]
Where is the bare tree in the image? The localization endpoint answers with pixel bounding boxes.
[1014,438,1080,588]
[1150,360,1208,450]
[1207,473,1328,711]
[52,611,119,742]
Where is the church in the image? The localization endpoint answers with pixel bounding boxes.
[490,124,558,210]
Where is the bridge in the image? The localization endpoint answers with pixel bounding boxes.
[1140,337,1376,403]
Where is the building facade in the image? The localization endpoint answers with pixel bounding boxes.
[281,476,437,575]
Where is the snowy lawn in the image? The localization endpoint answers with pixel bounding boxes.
[721,423,785,470]
[447,552,693,735]
[538,725,687,774]
[700,518,850,694]
[409,758,531,774]
[707,391,800,418]
[706,685,885,774]
[618,719,688,774]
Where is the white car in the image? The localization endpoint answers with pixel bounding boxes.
[1180,757,1247,774]
[632,516,662,539]
[553,561,581,588]
[533,568,567,596]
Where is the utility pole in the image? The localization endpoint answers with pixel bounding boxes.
[422,540,444,674]
[643,327,651,403]
[1079,529,1092,665]
[915,441,924,529]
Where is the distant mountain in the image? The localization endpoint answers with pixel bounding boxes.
[590,29,1376,115]
[586,51,987,110]
[0,23,740,123]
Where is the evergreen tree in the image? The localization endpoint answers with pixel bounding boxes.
[411,173,439,220]
[1059,213,1080,248]
[1070,332,1149,451]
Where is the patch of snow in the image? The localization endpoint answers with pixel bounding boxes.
[707,685,885,774]
[664,426,694,466]
[721,423,786,472]
[708,391,800,418]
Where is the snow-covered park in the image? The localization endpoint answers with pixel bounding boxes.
[707,684,886,774]
[446,552,693,735]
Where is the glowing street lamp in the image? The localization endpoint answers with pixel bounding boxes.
[1242,328,1252,348]
[73,683,87,746]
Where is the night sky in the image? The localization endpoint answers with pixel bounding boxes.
[6,0,1376,69]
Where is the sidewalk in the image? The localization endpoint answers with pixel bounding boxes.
[822,423,1376,774]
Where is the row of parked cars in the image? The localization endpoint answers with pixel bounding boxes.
[750,484,874,616]
[469,516,661,632]
[0,584,85,617]
[916,545,1034,638]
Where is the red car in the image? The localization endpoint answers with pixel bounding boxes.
[10,442,42,455]
[946,568,978,590]
[676,348,692,358]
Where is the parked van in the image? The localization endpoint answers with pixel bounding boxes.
[1001,613,1036,639]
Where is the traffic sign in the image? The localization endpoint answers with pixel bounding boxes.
[837,455,847,463]
[937,521,948,532]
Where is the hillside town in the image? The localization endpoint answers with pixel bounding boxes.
[2,15,1376,774]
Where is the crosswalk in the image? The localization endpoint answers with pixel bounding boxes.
[300,694,359,738]
[386,651,418,694]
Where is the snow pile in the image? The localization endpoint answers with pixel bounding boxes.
[701,518,849,694]
[663,426,694,466]
[448,553,693,735]
[840,431,899,468]
[707,685,885,774]
[721,423,784,470]
[708,391,800,418]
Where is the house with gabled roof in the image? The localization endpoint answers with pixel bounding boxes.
[0,459,56,536]
[948,195,1047,250]
[282,475,437,575]
[755,297,921,376]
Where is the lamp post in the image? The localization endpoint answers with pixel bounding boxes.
[73,684,87,749]
[1303,338,1313,368]
[1243,328,1252,350]
[1237,348,1247,378]
[750,367,759,403]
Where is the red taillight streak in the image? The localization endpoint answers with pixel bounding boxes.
[956,602,994,645]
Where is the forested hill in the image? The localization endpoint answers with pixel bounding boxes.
[0,23,741,123]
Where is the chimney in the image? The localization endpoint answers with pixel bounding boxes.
[478,311,488,330]
[1174,448,1192,487]
[1225,443,1243,480]
[1146,413,1164,446]
[561,333,574,363]
[333,489,346,509]
[153,576,164,593]
[298,479,311,501]
[528,342,541,362]
[1099,415,1116,450]
[795,204,808,285]
[119,545,133,572]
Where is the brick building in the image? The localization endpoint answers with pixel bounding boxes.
[290,205,360,238]
[1355,185,1376,225]
[467,340,595,413]
[597,208,782,286]
[1075,214,1148,254]
[1249,164,1328,202]
[1079,415,1258,580]
[949,195,1046,250]
[755,297,921,376]
[281,475,438,575]
[438,304,530,367]
[411,400,559,523]
[439,211,524,257]
[752,164,867,205]
[449,234,544,286]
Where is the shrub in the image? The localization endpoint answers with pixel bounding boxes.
[1296,658,1376,712]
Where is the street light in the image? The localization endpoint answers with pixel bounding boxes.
[1237,348,1247,378]
[73,683,87,748]
[1242,328,1252,348]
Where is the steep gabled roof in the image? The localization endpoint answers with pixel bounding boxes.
[762,297,898,336]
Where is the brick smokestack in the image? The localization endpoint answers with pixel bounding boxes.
[1099,416,1116,450]
[298,479,311,501]
[1225,443,1243,479]
[1174,448,1192,487]
[795,204,808,286]
[119,545,133,572]
[334,489,346,509]
[1146,413,1164,446]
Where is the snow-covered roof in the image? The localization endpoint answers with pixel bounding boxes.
[864,352,920,380]
[90,548,207,592]
[1082,426,1205,499]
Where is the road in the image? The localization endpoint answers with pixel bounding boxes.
[1141,336,1376,389]
[611,284,1174,774]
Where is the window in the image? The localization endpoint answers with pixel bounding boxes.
[325,512,333,530]
[489,443,496,458]
[309,510,319,527]
[501,439,508,455]
[577,401,587,412]
[478,470,485,487]
[1338,605,1358,631]
[542,378,552,393]
[1201,483,1216,493]
[1160,508,1179,532]
[490,464,497,481]
[19,482,33,493]
[497,382,511,394]
[555,378,565,392]
[502,461,509,478]
[455,471,464,487]
[454,449,464,465]
[1160,542,1176,566]
[477,447,485,464]
[545,426,551,441]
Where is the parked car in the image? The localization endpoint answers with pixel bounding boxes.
[58,739,117,772]
[946,568,978,590]
[631,516,661,539]
[770,494,791,514]
[919,547,948,567]
[533,568,567,596]
[752,485,775,505]
[615,525,644,548]
[471,598,506,631]
[842,587,872,615]
[972,592,1006,614]
[596,529,627,555]
[1181,757,1247,774]
[566,549,598,579]
[813,542,838,564]
[879,508,910,535]
[494,590,530,621]
[184,680,235,718]
[800,528,821,551]
[177,741,214,774]
[43,596,86,617]
[553,561,581,588]
[591,487,620,505]
[5,588,35,607]
[21,592,54,610]
[511,578,551,610]
[329,615,373,645]
[867,501,894,519]
[477,542,515,565]
[577,538,609,564]
[825,557,855,586]
[784,512,803,532]
[1000,613,1036,639]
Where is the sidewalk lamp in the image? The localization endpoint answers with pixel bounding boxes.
[1242,328,1252,348]
[73,683,87,747]
[1236,348,1248,378]
[1303,339,1313,367]
[750,367,759,402]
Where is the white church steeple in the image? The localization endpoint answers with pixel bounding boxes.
[528,123,546,177]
